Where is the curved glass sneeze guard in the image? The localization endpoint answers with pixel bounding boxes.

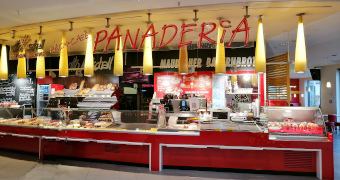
[267,107,326,136]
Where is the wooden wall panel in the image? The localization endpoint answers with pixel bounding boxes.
[266,53,290,104]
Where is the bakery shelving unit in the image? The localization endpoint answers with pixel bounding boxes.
[50,88,119,110]
[78,89,118,109]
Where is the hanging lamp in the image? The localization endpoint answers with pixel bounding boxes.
[295,13,307,73]
[143,13,153,75]
[84,30,94,77]
[231,75,237,85]
[59,31,68,77]
[0,42,8,80]
[17,49,26,79]
[251,74,258,86]
[255,16,266,73]
[36,35,45,79]
[178,20,188,75]
[114,27,123,76]
[215,19,225,74]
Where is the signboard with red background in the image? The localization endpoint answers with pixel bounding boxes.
[154,71,214,102]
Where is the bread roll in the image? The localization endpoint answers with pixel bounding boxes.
[107,83,112,89]
[92,84,99,91]
[79,80,85,90]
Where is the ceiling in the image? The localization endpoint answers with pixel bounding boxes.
[0,0,339,78]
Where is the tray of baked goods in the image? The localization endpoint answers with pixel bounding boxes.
[52,81,119,97]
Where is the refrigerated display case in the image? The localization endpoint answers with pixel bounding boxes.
[267,107,327,141]
[36,84,50,116]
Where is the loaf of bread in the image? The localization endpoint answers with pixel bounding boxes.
[78,90,84,95]
[79,80,85,90]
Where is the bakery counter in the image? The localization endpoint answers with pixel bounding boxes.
[0,123,334,179]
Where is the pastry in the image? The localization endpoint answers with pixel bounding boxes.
[69,83,77,90]
[92,84,99,91]
[107,83,112,89]
[110,86,116,91]
[56,90,65,94]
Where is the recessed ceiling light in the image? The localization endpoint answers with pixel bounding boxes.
[280,43,287,46]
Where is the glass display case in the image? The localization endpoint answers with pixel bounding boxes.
[267,107,327,141]
[0,106,326,138]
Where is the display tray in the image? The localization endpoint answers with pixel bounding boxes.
[269,135,328,142]
[113,123,157,131]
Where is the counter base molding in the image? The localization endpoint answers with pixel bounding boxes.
[0,126,334,180]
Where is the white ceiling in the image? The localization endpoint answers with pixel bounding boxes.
[0,0,340,78]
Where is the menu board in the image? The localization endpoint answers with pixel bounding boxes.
[0,72,36,105]
[155,73,212,101]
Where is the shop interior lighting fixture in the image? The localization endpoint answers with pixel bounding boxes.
[143,13,153,75]
[301,93,304,97]
[251,74,258,86]
[36,35,45,79]
[294,94,296,98]
[215,18,226,74]
[114,27,123,76]
[294,13,307,73]
[178,20,188,75]
[326,82,331,88]
[231,75,237,85]
[243,75,250,81]
[84,30,94,77]
[17,49,26,79]
[255,16,266,73]
[0,42,8,80]
[59,31,69,77]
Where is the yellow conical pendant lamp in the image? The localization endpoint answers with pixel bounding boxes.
[59,31,68,77]
[251,74,258,86]
[36,35,45,79]
[178,27,188,75]
[295,14,307,73]
[84,30,94,77]
[231,75,237,85]
[0,42,8,80]
[215,21,225,74]
[17,49,26,79]
[143,24,153,75]
[255,16,266,73]
[114,34,123,76]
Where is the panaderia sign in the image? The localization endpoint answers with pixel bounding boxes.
[93,18,250,53]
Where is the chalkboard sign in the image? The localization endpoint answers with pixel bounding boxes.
[0,72,36,106]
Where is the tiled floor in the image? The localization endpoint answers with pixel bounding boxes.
[0,134,339,180]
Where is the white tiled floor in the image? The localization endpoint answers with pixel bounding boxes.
[2,134,340,180]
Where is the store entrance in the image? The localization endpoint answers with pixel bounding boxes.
[306,81,321,108]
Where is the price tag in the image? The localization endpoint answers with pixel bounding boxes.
[150,128,158,131]
[82,95,85,97]
[107,95,110,97]
[67,95,70,97]
[94,95,97,97]
[52,96,55,98]
[89,95,92,97]
[102,95,105,97]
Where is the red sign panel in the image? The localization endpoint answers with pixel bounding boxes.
[154,72,213,102]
